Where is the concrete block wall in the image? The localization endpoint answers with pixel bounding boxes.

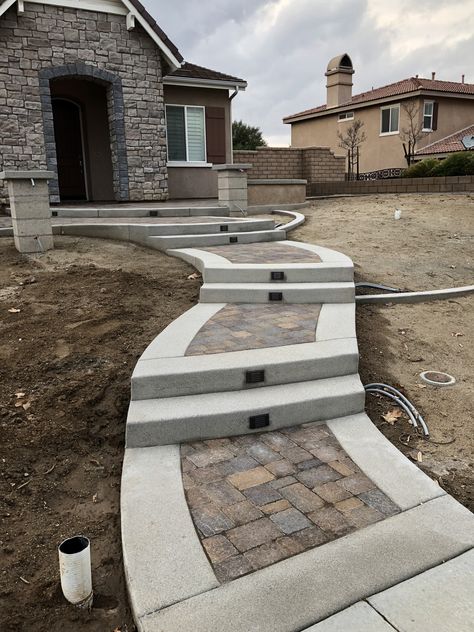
[234,147,345,189]
[308,175,474,196]
[0,3,168,205]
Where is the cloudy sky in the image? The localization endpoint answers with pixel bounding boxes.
[144,0,474,145]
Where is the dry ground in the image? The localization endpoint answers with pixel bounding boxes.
[0,237,200,631]
[293,193,473,510]
[0,193,472,630]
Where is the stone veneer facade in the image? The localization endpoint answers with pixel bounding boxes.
[0,2,168,205]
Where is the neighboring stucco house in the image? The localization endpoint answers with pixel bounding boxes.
[0,0,246,205]
[414,124,474,161]
[283,54,474,175]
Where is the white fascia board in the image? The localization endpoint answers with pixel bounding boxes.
[0,0,17,19]
[163,76,247,91]
[20,0,128,15]
[120,0,182,70]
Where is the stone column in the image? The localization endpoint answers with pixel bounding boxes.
[0,170,55,254]
[212,164,252,212]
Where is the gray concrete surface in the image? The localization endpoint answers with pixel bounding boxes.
[303,601,396,631]
[199,281,355,304]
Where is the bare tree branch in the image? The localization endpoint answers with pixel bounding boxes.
[400,100,423,165]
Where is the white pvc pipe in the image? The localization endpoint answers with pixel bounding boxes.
[58,536,93,608]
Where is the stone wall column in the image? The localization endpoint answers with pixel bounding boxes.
[0,170,54,253]
[212,164,252,212]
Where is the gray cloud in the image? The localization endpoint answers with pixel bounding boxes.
[143,0,474,145]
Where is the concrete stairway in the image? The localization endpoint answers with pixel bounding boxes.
[52,204,231,218]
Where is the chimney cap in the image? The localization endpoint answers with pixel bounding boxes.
[326,53,354,76]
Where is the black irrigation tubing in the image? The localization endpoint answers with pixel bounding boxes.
[355,282,403,293]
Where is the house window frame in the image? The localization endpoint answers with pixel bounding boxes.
[422,100,434,131]
[165,104,209,166]
[380,103,400,136]
[338,111,354,122]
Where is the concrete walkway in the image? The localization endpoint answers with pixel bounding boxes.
[2,209,471,629]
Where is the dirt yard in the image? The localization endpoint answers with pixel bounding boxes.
[0,237,200,631]
[0,193,472,630]
[293,193,473,511]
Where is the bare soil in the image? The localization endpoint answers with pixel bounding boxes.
[0,236,200,632]
[293,193,474,511]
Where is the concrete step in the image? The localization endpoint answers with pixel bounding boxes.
[145,218,275,236]
[52,205,230,218]
[126,374,365,447]
[131,338,359,400]
[147,229,284,251]
[203,262,354,284]
[199,281,355,304]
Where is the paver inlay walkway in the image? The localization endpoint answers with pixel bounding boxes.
[185,304,322,355]
[181,423,400,582]
[202,242,322,263]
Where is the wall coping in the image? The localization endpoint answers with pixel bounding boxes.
[248,179,307,185]
[212,164,252,171]
[0,170,55,180]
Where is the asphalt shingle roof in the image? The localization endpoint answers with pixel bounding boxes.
[166,62,245,84]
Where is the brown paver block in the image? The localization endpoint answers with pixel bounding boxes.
[335,497,365,514]
[202,535,238,564]
[219,455,259,475]
[297,464,342,487]
[188,464,224,484]
[308,506,354,536]
[222,500,264,526]
[270,475,298,489]
[227,517,283,552]
[213,555,252,583]
[261,499,291,514]
[192,503,235,537]
[297,457,324,471]
[181,473,195,490]
[265,458,297,477]
[243,540,289,570]
[270,508,312,535]
[204,438,233,449]
[261,431,295,451]
[203,480,246,506]
[280,483,325,513]
[314,481,352,504]
[328,459,355,477]
[346,505,384,528]
[358,489,400,516]
[188,446,234,468]
[243,483,283,506]
[279,445,314,464]
[338,473,377,495]
[186,485,211,507]
[310,445,344,462]
[227,466,274,490]
[292,525,328,548]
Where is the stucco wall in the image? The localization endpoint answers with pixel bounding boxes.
[289,95,474,173]
[0,2,168,204]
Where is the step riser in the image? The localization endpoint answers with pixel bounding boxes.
[147,230,283,250]
[204,266,354,284]
[52,206,230,218]
[132,351,359,400]
[200,287,355,303]
[145,220,274,236]
[126,390,365,447]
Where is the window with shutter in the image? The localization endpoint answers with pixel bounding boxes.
[166,105,206,163]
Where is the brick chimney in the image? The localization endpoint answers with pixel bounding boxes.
[325,54,354,108]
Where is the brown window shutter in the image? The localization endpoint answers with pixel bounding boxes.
[432,102,438,131]
[205,106,226,164]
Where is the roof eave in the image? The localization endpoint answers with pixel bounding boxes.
[163,75,247,90]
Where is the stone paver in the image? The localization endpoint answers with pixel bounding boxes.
[182,423,400,582]
[185,303,321,355]
[202,241,322,263]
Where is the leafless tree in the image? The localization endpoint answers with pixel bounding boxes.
[337,119,366,178]
[400,100,424,166]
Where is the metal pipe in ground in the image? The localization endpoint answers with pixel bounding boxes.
[58,535,93,608]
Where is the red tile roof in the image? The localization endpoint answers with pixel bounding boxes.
[284,77,474,122]
[416,124,474,155]
[166,62,246,85]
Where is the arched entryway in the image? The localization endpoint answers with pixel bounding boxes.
[39,64,129,203]
[52,98,88,200]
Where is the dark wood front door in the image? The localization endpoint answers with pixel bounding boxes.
[52,98,87,200]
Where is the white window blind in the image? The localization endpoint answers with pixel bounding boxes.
[166,105,206,162]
